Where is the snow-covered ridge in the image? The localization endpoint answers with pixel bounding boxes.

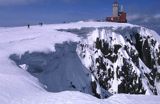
[0,21,160,103]
[76,26,160,96]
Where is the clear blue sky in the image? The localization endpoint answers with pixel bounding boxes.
[0,0,159,33]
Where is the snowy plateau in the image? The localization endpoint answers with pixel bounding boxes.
[0,21,160,104]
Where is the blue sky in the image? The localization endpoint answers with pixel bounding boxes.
[0,0,160,33]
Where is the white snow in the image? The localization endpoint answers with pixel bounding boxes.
[0,21,160,104]
[19,64,28,71]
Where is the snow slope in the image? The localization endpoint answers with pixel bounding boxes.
[0,21,160,103]
[0,27,80,103]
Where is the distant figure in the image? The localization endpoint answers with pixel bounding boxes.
[39,22,43,26]
[27,24,30,29]
[70,82,76,89]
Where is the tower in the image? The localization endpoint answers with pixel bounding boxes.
[112,0,119,17]
[106,0,127,23]
[120,5,124,12]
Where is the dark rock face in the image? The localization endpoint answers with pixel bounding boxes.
[95,38,119,63]
[133,33,159,95]
[118,58,146,94]
[76,27,160,95]
[87,36,146,94]
[91,80,101,98]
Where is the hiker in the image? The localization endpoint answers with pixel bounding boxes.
[39,22,43,26]
[27,24,30,29]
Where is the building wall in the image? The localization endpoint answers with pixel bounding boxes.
[113,3,119,17]
[119,12,127,23]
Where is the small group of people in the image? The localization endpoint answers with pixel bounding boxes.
[27,22,43,29]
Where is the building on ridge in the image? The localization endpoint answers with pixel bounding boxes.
[106,0,127,23]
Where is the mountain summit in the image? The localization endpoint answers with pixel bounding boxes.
[0,21,160,103]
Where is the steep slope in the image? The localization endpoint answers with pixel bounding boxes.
[0,21,160,103]
[10,42,93,94]
[75,26,160,96]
